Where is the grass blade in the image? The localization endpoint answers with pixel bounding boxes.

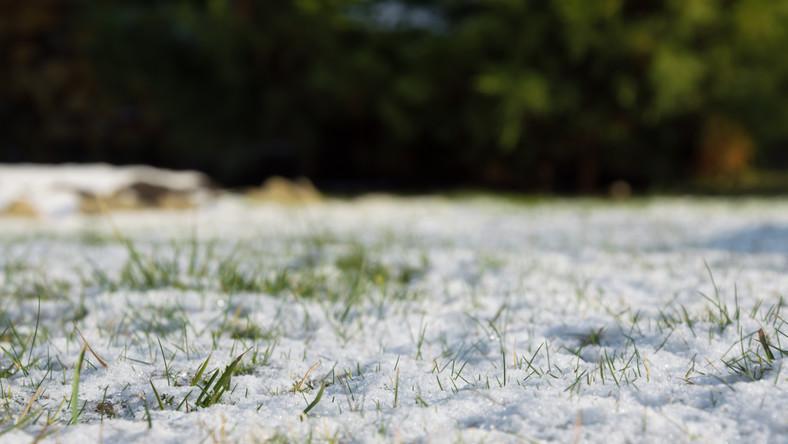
[195,350,249,408]
[70,345,87,425]
[758,329,775,362]
[302,382,326,416]
[150,380,164,410]
[191,354,212,387]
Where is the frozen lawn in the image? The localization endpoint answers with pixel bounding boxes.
[0,197,786,443]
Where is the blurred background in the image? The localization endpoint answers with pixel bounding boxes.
[2,0,788,194]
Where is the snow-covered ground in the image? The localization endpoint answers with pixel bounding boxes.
[0,196,786,443]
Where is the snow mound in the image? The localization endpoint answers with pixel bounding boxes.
[0,164,210,217]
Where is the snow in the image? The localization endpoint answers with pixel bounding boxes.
[0,196,786,443]
[0,164,208,217]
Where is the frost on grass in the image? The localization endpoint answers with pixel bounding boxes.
[0,198,786,443]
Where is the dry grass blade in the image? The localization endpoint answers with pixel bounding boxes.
[293,362,320,393]
[18,384,44,424]
[76,328,108,369]
[758,328,775,362]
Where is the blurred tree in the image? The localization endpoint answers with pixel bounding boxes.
[1,0,788,191]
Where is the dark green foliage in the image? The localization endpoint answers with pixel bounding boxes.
[2,1,788,191]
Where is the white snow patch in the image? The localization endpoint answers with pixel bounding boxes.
[0,197,786,443]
